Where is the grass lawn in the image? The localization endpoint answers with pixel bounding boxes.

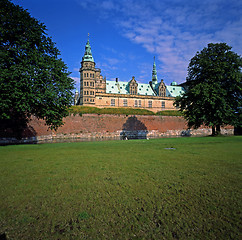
[68,105,182,116]
[0,136,241,239]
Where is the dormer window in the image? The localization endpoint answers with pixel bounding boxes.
[159,81,166,97]
[129,77,138,95]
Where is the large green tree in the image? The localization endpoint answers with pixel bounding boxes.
[0,0,74,136]
[175,43,242,135]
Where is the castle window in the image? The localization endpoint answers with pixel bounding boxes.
[84,73,86,77]
[86,82,89,86]
[100,80,102,83]
[148,100,152,108]
[134,100,138,107]
[161,101,165,108]
[138,100,141,107]
[111,99,115,106]
[87,73,89,77]
[123,99,127,107]
[84,82,86,86]
[84,91,86,95]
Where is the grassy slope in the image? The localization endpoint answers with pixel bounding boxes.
[68,105,182,116]
[0,137,241,239]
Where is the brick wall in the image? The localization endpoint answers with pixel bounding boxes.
[0,114,234,144]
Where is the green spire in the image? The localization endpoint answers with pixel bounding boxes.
[152,56,158,82]
[82,33,94,62]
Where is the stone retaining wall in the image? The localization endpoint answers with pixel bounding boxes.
[0,114,234,144]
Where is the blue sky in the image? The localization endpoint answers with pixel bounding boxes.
[12,0,242,90]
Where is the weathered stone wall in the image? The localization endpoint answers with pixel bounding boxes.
[0,114,234,144]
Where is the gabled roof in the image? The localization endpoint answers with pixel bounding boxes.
[166,85,185,97]
[106,80,156,96]
[106,81,129,94]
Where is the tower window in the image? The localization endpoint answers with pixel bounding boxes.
[161,101,165,108]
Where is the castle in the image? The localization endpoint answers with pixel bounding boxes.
[74,37,185,112]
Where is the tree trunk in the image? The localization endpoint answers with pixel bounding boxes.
[216,125,221,135]
[212,126,216,136]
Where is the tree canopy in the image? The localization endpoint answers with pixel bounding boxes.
[175,43,242,135]
[0,0,74,136]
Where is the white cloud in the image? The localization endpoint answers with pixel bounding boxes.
[77,0,242,83]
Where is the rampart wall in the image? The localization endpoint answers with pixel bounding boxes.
[0,114,234,144]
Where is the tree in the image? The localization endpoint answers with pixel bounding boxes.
[175,43,242,135]
[0,0,74,137]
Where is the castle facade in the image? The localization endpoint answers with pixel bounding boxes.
[74,38,185,112]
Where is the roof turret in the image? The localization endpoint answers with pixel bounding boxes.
[152,56,158,83]
[82,34,94,62]
[171,81,177,86]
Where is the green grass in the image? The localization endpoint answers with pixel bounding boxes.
[156,110,183,116]
[0,137,241,239]
[69,106,154,116]
[68,106,182,116]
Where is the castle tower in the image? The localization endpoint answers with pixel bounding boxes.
[79,35,96,105]
[79,35,106,105]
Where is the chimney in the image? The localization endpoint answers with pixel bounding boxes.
[116,78,118,82]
